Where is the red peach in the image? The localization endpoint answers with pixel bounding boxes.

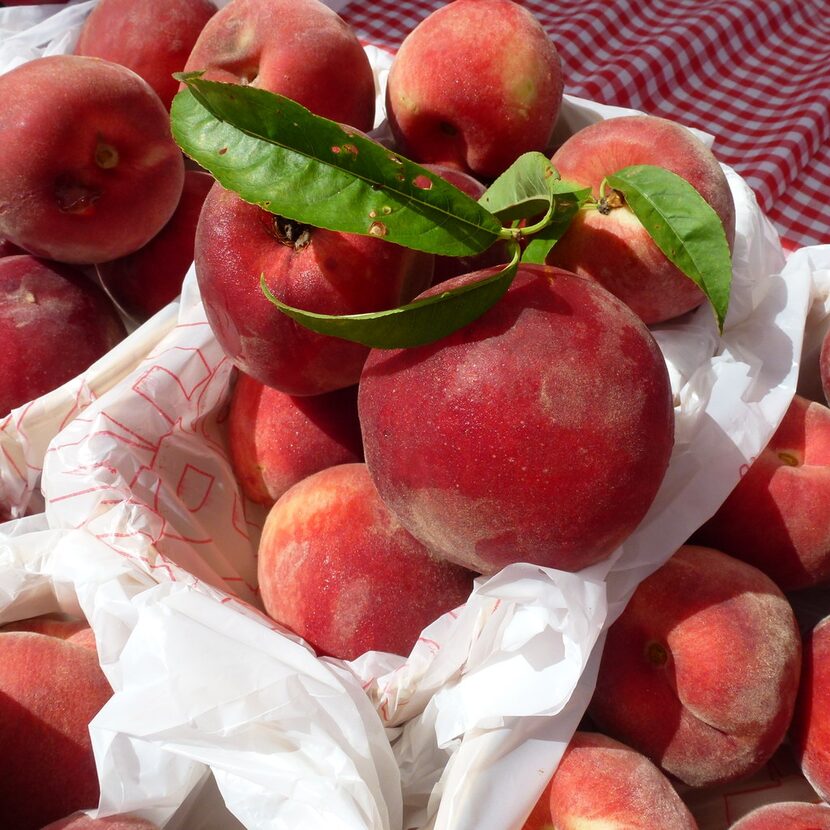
[227,371,363,505]
[536,731,698,830]
[257,463,475,660]
[40,814,159,830]
[820,325,830,406]
[0,55,184,264]
[548,114,736,324]
[385,0,564,179]
[183,0,375,131]
[728,802,830,829]
[358,264,674,575]
[0,256,127,415]
[790,615,830,803]
[1,615,96,651]
[194,182,433,396]
[694,394,830,591]
[0,632,113,830]
[588,545,802,788]
[96,170,214,321]
[75,0,216,110]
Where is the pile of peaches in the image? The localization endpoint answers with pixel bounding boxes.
[2,0,830,828]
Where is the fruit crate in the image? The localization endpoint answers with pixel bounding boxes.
[2,2,830,830]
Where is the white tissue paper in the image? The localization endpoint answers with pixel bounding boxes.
[1,5,828,830]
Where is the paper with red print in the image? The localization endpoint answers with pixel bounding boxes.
[0,4,829,830]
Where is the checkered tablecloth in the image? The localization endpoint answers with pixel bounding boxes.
[340,0,830,253]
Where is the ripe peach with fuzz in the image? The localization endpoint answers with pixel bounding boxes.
[195,183,433,395]
[183,0,375,131]
[536,731,698,830]
[729,802,830,830]
[257,463,475,660]
[548,114,736,324]
[0,55,184,264]
[0,632,113,830]
[588,545,802,788]
[227,371,363,505]
[385,0,564,179]
[1,614,97,651]
[695,395,830,591]
[790,615,830,803]
[0,256,126,416]
[359,264,674,575]
[41,814,159,829]
[75,0,215,109]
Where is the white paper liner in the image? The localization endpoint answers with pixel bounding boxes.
[1,5,829,830]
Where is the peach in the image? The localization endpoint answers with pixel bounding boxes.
[195,182,433,396]
[0,55,184,264]
[385,0,564,180]
[588,545,802,789]
[96,170,214,321]
[1,614,97,651]
[75,0,216,110]
[524,731,698,830]
[0,632,113,830]
[421,164,509,285]
[790,615,830,802]
[257,463,475,660]
[40,814,159,829]
[227,370,363,505]
[358,264,674,575]
[0,255,127,416]
[183,0,375,131]
[728,802,830,829]
[694,394,830,591]
[820,325,830,406]
[547,114,736,324]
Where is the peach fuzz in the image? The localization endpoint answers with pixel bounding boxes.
[0,632,113,830]
[183,0,375,131]
[96,170,214,321]
[257,463,475,660]
[588,545,802,789]
[0,55,184,265]
[385,0,563,180]
[695,394,830,591]
[522,731,698,830]
[358,264,674,575]
[75,0,216,110]
[195,182,433,396]
[790,615,830,803]
[0,255,126,416]
[728,801,830,829]
[548,114,736,324]
[227,371,363,505]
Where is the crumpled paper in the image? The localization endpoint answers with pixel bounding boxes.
[0,4,826,830]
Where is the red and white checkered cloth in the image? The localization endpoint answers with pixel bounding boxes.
[340,0,830,253]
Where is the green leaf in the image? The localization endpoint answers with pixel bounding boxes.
[521,191,586,264]
[261,245,521,349]
[605,164,733,330]
[479,152,561,222]
[170,74,503,257]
